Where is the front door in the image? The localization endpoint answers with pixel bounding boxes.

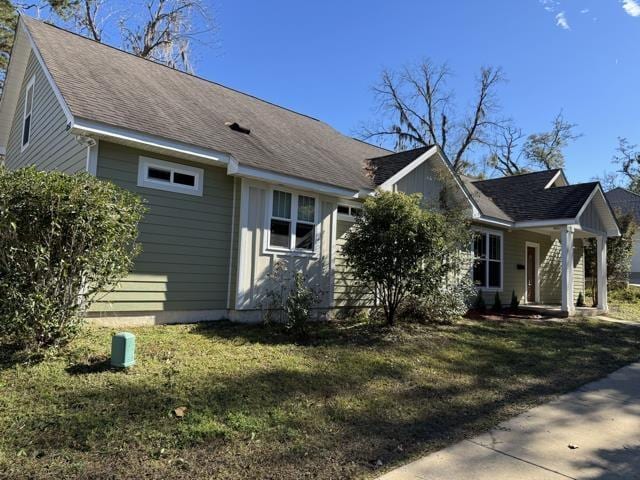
[527,246,536,303]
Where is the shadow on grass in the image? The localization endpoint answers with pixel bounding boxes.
[66,355,114,375]
[0,342,45,372]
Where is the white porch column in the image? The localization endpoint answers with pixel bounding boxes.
[597,235,609,312]
[560,225,575,315]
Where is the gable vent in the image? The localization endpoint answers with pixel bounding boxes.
[225,121,251,135]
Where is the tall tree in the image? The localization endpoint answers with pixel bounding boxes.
[614,137,640,193]
[486,124,527,176]
[522,113,580,170]
[120,0,211,73]
[360,59,506,173]
[0,0,18,92]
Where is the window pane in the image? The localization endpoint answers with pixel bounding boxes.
[350,207,363,217]
[148,167,171,182]
[270,219,290,248]
[22,116,30,145]
[337,205,350,215]
[295,222,314,250]
[474,234,486,259]
[489,235,501,260]
[489,261,501,288]
[25,86,33,113]
[473,260,486,287]
[272,190,291,219]
[174,172,195,186]
[297,195,315,223]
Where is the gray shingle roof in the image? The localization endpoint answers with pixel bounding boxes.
[469,170,598,222]
[606,187,640,222]
[22,16,389,191]
[366,146,432,185]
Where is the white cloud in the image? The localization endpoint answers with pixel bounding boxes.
[555,11,570,29]
[580,8,590,14]
[622,0,640,17]
[540,0,558,12]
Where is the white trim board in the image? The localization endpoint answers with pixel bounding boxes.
[136,156,204,196]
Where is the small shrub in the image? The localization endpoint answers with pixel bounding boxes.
[0,167,145,350]
[474,290,486,312]
[576,292,585,307]
[510,290,520,309]
[493,292,502,311]
[263,261,320,337]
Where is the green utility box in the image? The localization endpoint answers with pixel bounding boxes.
[111,332,136,368]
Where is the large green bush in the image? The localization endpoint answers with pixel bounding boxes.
[343,191,474,325]
[0,167,145,349]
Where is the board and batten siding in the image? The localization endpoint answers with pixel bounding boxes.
[235,181,335,312]
[92,142,234,313]
[5,52,86,173]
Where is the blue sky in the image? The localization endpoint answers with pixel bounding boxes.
[190,0,638,184]
[36,0,640,183]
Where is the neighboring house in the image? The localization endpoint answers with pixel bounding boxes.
[0,16,620,323]
[606,187,640,284]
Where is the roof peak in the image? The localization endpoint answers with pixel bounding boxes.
[21,14,331,125]
[472,168,562,184]
[607,186,640,198]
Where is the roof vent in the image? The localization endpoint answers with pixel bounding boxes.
[225,121,250,135]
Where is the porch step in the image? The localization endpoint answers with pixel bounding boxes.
[519,304,604,318]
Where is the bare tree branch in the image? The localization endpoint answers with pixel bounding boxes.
[522,112,580,170]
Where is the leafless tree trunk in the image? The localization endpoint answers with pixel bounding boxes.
[360,59,506,173]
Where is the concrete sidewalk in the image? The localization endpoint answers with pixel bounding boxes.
[379,362,640,480]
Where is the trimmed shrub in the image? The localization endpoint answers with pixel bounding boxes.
[510,290,520,309]
[576,292,585,308]
[493,292,502,311]
[0,167,145,350]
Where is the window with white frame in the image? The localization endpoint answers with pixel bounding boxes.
[269,189,317,252]
[473,230,503,289]
[21,76,35,150]
[337,204,363,220]
[137,156,204,196]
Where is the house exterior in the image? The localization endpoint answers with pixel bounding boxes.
[0,16,620,324]
[606,187,640,283]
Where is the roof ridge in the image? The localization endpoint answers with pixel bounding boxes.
[21,14,333,125]
[472,168,561,184]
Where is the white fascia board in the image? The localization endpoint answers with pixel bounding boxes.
[575,185,600,219]
[514,218,578,228]
[227,162,359,199]
[72,118,231,167]
[544,169,568,189]
[576,185,621,237]
[21,18,73,125]
[473,215,513,228]
[378,146,439,190]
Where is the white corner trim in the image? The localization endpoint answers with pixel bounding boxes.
[378,146,439,190]
[227,162,359,199]
[226,177,237,310]
[21,19,74,125]
[329,204,338,307]
[235,178,250,309]
[136,156,204,196]
[85,139,99,175]
[72,118,231,166]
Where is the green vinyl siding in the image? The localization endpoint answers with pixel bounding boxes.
[93,141,234,312]
[334,219,372,307]
[5,52,86,173]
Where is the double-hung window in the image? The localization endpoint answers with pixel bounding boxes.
[21,76,35,150]
[473,230,502,289]
[269,189,317,253]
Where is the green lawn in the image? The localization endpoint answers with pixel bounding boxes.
[608,286,640,323]
[2,318,640,479]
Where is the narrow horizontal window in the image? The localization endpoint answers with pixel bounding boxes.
[137,157,204,196]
